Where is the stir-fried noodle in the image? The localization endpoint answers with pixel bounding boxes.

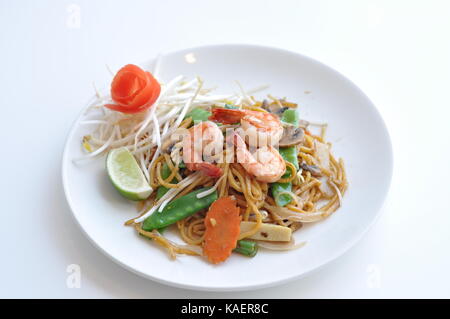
[78,71,348,262]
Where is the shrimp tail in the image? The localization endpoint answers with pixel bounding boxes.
[209,108,244,124]
[196,163,223,178]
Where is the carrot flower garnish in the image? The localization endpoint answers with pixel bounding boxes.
[105,64,161,114]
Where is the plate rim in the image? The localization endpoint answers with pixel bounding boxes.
[62,43,393,291]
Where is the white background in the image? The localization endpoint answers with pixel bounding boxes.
[1,0,449,298]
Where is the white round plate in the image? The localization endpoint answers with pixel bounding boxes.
[62,44,393,291]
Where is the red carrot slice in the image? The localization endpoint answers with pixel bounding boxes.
[203,197,241,264]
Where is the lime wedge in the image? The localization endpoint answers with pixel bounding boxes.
[106,147,152,201]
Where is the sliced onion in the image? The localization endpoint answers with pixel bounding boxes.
[314,140,330,170]
[263,203,326,223]
[319,176,334,197]
[314,141,333,196]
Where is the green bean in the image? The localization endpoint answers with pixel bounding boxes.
[270,181,293,206]
[270,109,300,206]
[281,109,299,126]
[233,240,258,257]
[184,107,211,124]
[155,162,179,233]
[279,147,299,173]
[142,188,218,231]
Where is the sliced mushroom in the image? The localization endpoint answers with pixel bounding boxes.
[261,99,269,109]
[261,99,288,117]
[279,126,304,147]
[300,162,322,177]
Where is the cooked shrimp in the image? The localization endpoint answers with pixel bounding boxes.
[209,108,283,147]
[229,132,286,183]
[183,121,223,177]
